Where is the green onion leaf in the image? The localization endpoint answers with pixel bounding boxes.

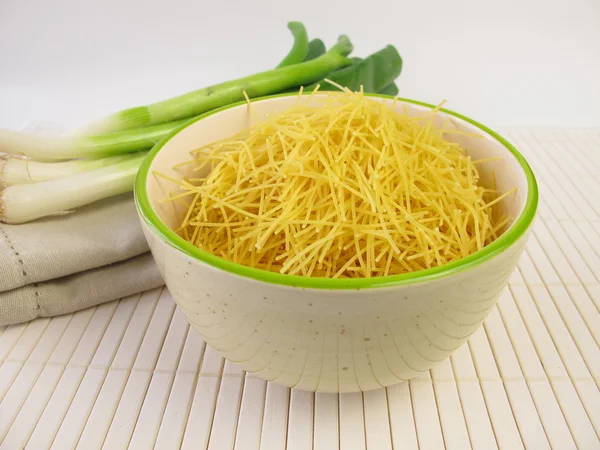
[303,39,326,62]
[379,82,399,96]
[306,45,402,94]
[276,22,310,68]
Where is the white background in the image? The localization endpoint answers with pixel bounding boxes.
[1,0,599,131]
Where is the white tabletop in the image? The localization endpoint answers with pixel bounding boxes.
[1,127,599,449]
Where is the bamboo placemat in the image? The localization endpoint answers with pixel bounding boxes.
[1,128,599,449]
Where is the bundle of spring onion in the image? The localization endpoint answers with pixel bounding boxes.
[0,22,403,224]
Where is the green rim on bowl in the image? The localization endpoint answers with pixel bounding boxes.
[135,93,538,290]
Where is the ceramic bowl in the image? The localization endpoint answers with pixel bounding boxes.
[135,93,538,393]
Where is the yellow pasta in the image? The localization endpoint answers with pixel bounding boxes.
[164,88,515,278]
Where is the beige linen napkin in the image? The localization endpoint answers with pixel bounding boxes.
[0,123,164,325]
[0,193,164,325]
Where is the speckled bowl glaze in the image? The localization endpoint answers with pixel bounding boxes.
[135,93,538,393]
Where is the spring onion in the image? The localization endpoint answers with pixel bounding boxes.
[306,45,403,94]
[303,39,326,62]
[0,153,145,223]
[0,120,185,161]
[379,82,399,96]
[276,22,309,68]
[80,36,354,134]
[0,22,407,225]
[0,152,146,187]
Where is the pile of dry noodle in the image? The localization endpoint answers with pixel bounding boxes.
[160,88,514,278]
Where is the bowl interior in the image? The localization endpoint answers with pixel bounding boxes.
[146,95,528,229]
[136,93,537,288]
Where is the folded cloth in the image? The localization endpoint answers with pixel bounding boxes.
[0,253,162,325]
[0,193,164,326]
